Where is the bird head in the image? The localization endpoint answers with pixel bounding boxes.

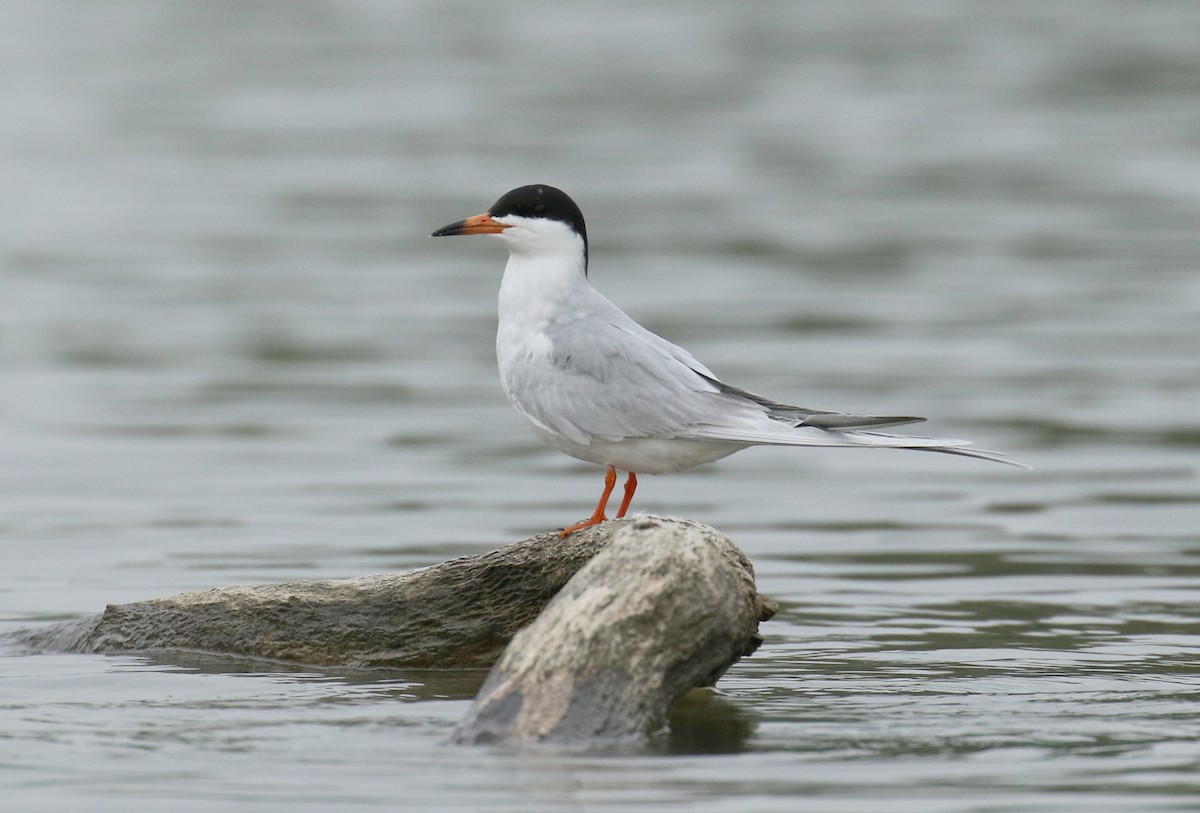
[432,184,589,270]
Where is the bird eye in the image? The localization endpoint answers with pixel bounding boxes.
[533,203,546,216]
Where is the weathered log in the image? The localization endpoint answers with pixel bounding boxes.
[20,522,616,667]
[18,517,775,681]
[453,516,774,744]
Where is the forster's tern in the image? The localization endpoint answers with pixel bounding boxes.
[432,185,1023,536]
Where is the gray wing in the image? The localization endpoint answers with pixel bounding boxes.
[503,310,921,445]
[502,317,731,444]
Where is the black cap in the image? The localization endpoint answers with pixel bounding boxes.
[489,185,587,246]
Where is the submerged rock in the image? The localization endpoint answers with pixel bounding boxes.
[19,515,774,744]
[22,523,614,667]
[453,517,775,744]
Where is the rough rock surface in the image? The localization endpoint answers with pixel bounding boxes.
[18,516,775,744]
[21,521,619,667]
[20,517,774,680]
[453,516,774,744]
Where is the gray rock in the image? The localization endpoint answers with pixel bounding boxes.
[453,516,774,744]
[17,516,775,745]
[21,522,617,667]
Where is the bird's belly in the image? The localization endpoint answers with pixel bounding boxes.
[528,424,747,474]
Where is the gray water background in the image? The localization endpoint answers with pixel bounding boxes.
[3,1,1200,810]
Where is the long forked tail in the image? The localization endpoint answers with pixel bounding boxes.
[833,428,1030,468]
[684,421,1029,468]
[903,441,1029,468]
[695,378,1029,467]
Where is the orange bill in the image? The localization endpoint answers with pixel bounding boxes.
[431,213,509,237]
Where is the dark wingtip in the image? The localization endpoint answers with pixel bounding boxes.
[801,414,927,430]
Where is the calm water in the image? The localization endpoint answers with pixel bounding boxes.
[3,1,1200,810]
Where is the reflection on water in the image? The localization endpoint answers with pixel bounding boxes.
[2,0,1200,811]
[662,690,759,755]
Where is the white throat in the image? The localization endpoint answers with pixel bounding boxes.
[494,219,593,406]
[495,219,590,331]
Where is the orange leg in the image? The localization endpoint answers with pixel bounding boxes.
[615,471,638,518]
[559,465,617,538]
